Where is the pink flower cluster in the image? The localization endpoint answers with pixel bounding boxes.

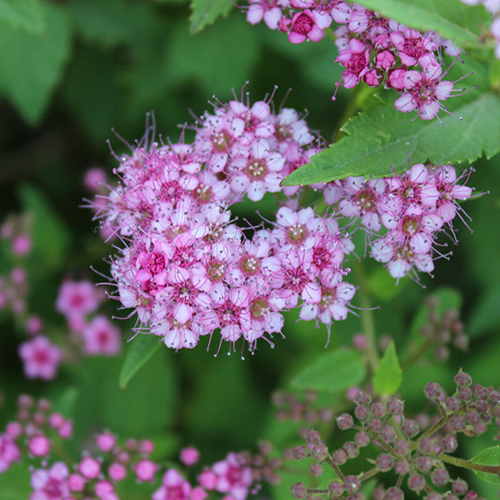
[323,163,473,279]
[0,395,72,475]
[0,266,29,317]
[17,279,121,382]
[1,212,32,256]
[94,95,355,352]
[1,394,278,500]
[461,0,500,58]
[245,0,469,120]
[56,279,121,357]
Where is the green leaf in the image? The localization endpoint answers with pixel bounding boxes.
[67,0,160,49]
[167,17,259,96]
[353,0,489,49]
[50,387,80,417]
[0,462,32,500]
[0,2,71,124]
[282,93,500,186]
[189,0,233,34]
[468,285,500,338]
[63,46,127,147]
[368,267,409,301]
[119,334,162,389]
[471,446,500,484]
[0,0,44,33]
[18,184,70,272]
[291,348,366,393]
[373,341,403,396]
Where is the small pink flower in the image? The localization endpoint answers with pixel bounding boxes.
[58,420,73,439]
[95,432,117,453]
[56,280,100,319]
[82,316,121,357]
[19,336,62,381]
[12,234,31,256]
[134,458,157,482]
[153,469,192,500]
[30,462,70,500]
[26,315,43,335]
[180,446,200,466]
[191,486,208,500]
[0,434,21,473]
[108,463,127,482]
[95,480,115,498]
[393,61,455,120]
[433,165,472,223]
[78,456,101,479]
[68,473,86,492]
[198,469,218,490]
[288,10,332,44]
[336,39,370,89]
[84,168,107,192]
[212,453,253,500]
[246,0,282,30]
[28,435,51,458]
[230,140,285,201]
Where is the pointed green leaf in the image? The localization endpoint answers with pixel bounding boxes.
[373,341,403,396]
[471,446,500,484]
[18,184,70,272]
[0,0,44,33]
[291,348,366,393]
[283,92,500,186]
[119,334,161,389]
[0,2,72,124]
[353,0,489,49]
[189,0,233,34]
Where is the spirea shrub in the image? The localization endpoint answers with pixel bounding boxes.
[1,2,500,500]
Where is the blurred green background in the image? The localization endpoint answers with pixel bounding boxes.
[1,1,500,498]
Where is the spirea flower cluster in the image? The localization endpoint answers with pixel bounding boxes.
[245,0,471,120]
[0,395,280,500]
[95,95,356,352]
[291,371,500,500]
[323,163,473,279]
[16,279,121,382]
[0,395,73,474]
[93,90,475,352]
[461,0,500,58]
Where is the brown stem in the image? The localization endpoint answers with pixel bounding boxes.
[401,336,436,370]
[354,261,379,375]
[325,458,346,481]
[359,467,380,482]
